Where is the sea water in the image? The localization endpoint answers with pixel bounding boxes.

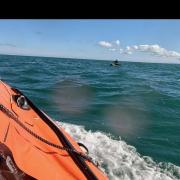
[0,54,180,180]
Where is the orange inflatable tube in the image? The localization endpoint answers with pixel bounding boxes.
[0,80,108,180]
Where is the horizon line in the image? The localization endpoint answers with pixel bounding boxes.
[0,53,180,65]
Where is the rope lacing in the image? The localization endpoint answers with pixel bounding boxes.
[0,103,97,165]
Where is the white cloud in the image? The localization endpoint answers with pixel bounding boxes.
[98,40,120,49]
[124,51,132,55]
[109,48,116,51]
[115,40,120,46]
[121,46,132,55]
[119,48,124,54]
[98,41,112,48]
[127,51,132,55]
[133,45,138,50]
[131,44,180,58]
[98,40,180,60]
[126,46,131,51]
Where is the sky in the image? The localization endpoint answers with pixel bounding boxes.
[0,19,180,63]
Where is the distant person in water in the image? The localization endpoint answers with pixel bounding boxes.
[114,59,119,65]
[110,59,120,66]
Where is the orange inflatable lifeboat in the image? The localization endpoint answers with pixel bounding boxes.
[0,80,108,180]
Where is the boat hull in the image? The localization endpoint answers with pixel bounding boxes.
[0,80,108,180]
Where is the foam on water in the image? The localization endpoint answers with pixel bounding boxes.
[55,121,180,180]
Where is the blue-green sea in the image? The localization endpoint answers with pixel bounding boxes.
[0,54,180,180]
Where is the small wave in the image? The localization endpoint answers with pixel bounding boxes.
[55,121,180,180]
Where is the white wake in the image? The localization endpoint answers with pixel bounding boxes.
[55,121,180,180]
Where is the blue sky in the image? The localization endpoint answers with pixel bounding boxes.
[0,19,180,63]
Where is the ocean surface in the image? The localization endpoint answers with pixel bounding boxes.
[0,54,180,180]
